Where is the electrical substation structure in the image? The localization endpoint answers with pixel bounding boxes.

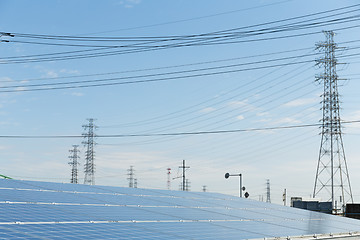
[313,31,353,212]
[68,145,80,184]
[82,118,97,185]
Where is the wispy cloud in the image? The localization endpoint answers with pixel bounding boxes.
[227,100,248,107]
[200,107,216,113]
[70,92,84,97]
[236,115,245,120]
[283,98,318,107]
[256,112,269,117]
[117,0,141,8]
[60,69,79,74]
[273,117,302,124]
[343,110,360,132]
[35,66,79,79]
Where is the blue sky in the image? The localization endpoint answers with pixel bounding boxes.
[0,0,360,205]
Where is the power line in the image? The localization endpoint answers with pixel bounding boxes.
[1,46,316,83]
[7,3,360,41]
[1,51,359,93]
[4,24,359,64]
[2,38,359,84]
[1,4,360,63]
[76,0,294,34]
[0,120,359,139]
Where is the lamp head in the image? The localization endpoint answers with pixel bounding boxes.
[225,173,230,179]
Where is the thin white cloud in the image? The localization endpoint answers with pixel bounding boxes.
[0,77,13,82]
[117,0,141,8]
[45,70,59,78]
[343,110,360,132]
[35,66,80,79]
[71,92,84,97]
[60,69,80,74]
[200,107,216,113]
[236,115,245,120]
[227,100,248,107]
[256,112,269,117]
[15,87,27,92]
[283,98,318,107]
[273,117,301,124]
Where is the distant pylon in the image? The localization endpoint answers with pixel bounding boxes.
[313,31,353,212]
[167,168,171,190]
[68,145,80,184]
[179,160,190,191]
[127,166,135,188]
[82,118,97,185]
[134,178,138,188]
[266,179,271,203]
[185,179,191,191]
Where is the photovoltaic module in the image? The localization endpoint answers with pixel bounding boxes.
[0,179,359,239]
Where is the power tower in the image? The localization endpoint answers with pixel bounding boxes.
[127,166,136,188]
[313,31,353,212]
[68,145,80,184]
[185,179,191,191]
[179,160,190,191]
[266,179,271,203]
[167,168,171,190]
[82,118,97,185]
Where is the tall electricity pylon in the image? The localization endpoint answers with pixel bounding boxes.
[127,166,135,188]
[167,168,171,190]
[313,31,353,212]
[82,118,97,185]
[68,145,80,184]
[266,179,271,203]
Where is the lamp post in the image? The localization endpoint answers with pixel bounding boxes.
[225,173,243,197]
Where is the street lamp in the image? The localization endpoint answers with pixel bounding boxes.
[225,173,244,197]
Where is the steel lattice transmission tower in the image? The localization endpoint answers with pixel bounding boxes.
[68,145,80,184]
[266,179,271,203]
[167,168,171,190]
[127,166,136,188]
[313,31,353,211]
[82,118,97,185]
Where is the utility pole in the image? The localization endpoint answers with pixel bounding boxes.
[68,145,80,184]
[266,179,271,203]
[179,160,190,191]
[82,118,97,185]
[167,168,171,190]
[313,31,353,212]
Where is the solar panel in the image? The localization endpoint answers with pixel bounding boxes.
[1,179,360,239]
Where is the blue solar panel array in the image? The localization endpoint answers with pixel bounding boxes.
[0,179,360,239]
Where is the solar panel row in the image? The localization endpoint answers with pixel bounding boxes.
[0,179,359,239]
